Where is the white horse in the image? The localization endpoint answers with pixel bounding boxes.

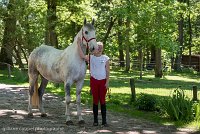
[27,18,98,125]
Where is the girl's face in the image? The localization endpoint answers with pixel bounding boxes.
[98,45,103,53]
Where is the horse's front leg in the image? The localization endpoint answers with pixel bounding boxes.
[76,80,85,124]
[65,82,73,125]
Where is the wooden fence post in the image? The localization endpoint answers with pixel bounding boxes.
[192,86,198,101]
[7,64,11,78]
[130,78,136,101]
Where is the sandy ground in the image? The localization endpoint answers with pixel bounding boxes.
[0,84,199,134]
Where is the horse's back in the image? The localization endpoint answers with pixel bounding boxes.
[29,45,62,58]
[28,45,64,80]
[28,44,85,83]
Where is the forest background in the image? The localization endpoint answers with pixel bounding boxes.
[0,0,200,77]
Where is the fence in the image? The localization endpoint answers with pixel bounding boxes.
[182,55,200,72]
[129,78,199,102]
[0,62,12,78]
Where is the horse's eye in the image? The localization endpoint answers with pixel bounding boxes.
[85,31,88,35]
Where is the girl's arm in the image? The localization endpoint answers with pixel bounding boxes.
[77,37,89,62]
[105,59,110,89]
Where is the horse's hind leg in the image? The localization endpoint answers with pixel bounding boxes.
[76,80,85,124]
[38,76,48,117]
[28,72,38,117]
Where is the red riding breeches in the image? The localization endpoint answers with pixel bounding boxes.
[90,76,107,105]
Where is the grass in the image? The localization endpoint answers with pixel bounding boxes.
[0,67,200,130]
[0,68,28,85]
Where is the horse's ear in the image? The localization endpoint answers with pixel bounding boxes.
[92,18,95,25]
[84,18,87,25]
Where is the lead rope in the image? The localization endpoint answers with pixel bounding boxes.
[89,54,92,95]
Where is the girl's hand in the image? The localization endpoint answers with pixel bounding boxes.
[84,55,89,62]
[105,81,109,89]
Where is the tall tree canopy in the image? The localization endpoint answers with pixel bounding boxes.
[0,0,199,77]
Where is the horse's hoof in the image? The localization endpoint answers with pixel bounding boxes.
[66,120,73,125]
[78,120,85,125]
[41,113,47,117]
[27,113,33,118]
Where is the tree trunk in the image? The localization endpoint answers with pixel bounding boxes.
[138,48,143,79]
[13,46,24,69]
[174,14,184,71]
[171,54,175,69]
[45,0,58,48]
[187,0,192,67]
[155,48,163,78]
[188,14,192,66]
[118,17,125,67]
[147,46,156,70]
[0,0,16,69]
[21,46,28,66]
[125,17,130,72]
[103,17,116,47]
[146,48,150,67]
[15,31,28,68]
[24,10,33,54]
[154,1,163,77]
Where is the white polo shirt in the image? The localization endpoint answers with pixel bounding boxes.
[90,55,110,80]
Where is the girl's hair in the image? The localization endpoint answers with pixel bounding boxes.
[97,42,103,46]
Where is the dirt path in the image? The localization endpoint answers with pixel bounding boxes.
[0,84,199,134]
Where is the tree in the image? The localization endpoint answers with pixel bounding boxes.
[0,0,199,72]
[174,14,184,71]
[45,0,58,48]
[154,0,163,78]
[117,16,125,67]
[174,0,187,71]
[187,0,192,66]
[0,0,16,69]
[125,16,131,72]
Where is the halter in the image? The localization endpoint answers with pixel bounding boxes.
[81,28,95,65]
[82,29,96,49]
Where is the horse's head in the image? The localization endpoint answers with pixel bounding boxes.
[81,18,98,53]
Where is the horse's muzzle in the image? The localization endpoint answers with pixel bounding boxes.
[90,47,95,52]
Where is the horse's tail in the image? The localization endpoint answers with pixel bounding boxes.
[31,78,39,108]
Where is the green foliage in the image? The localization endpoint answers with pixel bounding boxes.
[193,102,200,122]
[108,93,127,105]
[135,93,157,111]
[13,68,28,82]
[161,88,194,121]
[180,67,197,74]
[0,67,28,84]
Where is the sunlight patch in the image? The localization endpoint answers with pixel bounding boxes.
[111,120,119,123]
[0,109,27,117]
[96,129,112,133]
[10,114,24,119]
[142,129,157,133]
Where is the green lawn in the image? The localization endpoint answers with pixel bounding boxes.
[0,68,200,129]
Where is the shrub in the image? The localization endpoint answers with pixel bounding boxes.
[161,88,193,121]
[135,93,157,111]
[14,68,28,82]
[193,102,200,122]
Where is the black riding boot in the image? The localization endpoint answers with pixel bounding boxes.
[93,104,98,126]
[101,104,108,126]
